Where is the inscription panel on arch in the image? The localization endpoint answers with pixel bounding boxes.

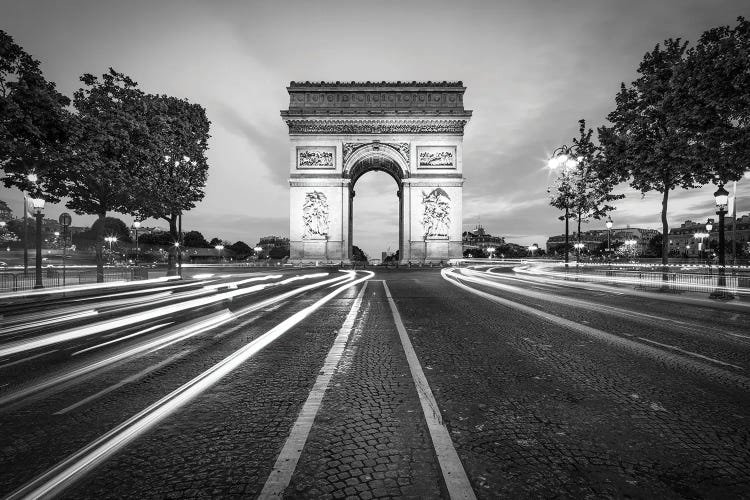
[417,146,456,169]
[297,146,336,169]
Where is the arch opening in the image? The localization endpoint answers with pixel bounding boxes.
[347,153,405,263]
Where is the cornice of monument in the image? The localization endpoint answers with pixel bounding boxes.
[288,80,466,91]
[283,117,469,135]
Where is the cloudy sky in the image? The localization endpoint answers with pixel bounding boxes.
[2,0,748,257]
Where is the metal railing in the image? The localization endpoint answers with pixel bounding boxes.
[0,268,149,293]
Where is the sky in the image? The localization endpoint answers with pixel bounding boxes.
[1,0,749,258]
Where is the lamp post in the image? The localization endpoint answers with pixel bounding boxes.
[711,184,732,299]
[30,197,45,289]
[548,146,581,268]
[133,221,141,266]
[487,246,496,259]
[574,242,585,262]
[105,236,117,264]
[606,216,613,257]
[215,244,224,263]
[694,232,709,262]
[528,244,538,257]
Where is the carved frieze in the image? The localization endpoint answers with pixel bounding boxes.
[303,191,330,239]
[286,119,467,135]
[417,146,456,169]
[297,146,335,169]
[342,142,410,165]
[421,188,451,239]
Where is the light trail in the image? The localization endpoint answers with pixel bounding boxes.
[441,268,750,389]
[459,267,748,342]
[71,323,174,356]
[0,272,356,408]
[0,349,58,370]
[0,275,182,300]
[6,270,373,500]
[0,273,330,359]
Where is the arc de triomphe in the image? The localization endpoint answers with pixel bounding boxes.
[281,81,471,263]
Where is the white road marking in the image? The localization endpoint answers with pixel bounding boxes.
[637,337,744,370]
[6,271,371,500]
[260,282,369,498]
[383,281,477,500]
[442,268,750,391]
[55,350,192,415]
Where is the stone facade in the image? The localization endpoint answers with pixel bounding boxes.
[283,81,472,263]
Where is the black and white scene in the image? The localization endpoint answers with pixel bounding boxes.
[1,0,750,498]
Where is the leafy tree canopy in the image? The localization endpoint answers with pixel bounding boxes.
[183,230,209,248]
[0,30,71,199]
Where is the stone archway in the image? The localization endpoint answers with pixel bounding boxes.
[282,81,471,263]
[345,146,407,261]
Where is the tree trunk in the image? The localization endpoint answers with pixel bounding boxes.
[96,212,106,283]
[167,215,177,275]
[661,189,670,285]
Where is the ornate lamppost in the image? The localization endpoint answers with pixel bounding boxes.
[694,232,709,263]
[574,242,585,263]
[711,185,732,299]
[606,216,613,257]
[528,244,538,257]
[133,221,141,266]
[487,246,496,259]
[30,196,45,289]
[215,244,224,263]
[548,146,581,268]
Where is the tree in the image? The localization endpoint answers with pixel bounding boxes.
[463,248,485,258]
[65,69,156,281]
[135,95,210,273]
[269,245,289,259]
[549,120,623,257]
[1,30,71,198]
[139,232,174,247]
[599,39,708,266]
[72,217,133,248]
[228,240,252,258]
[352,245,368,262]
[646,234,663,258]
[209,237,222,247]
[183,230,209,248]
[677,17,750,186]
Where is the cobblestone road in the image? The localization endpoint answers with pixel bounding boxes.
[2,267,749,499]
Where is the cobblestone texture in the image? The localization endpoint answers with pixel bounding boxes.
[389,271,750,499]
[286,282,444,499]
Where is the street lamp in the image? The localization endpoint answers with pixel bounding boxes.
[711,184,732,299]
[215,244,224,263]
[487,246,496,259]
[605,216,613,255]
[694,232,709,262]
[528,244,538,257]
[30,197,45,289]
[105,236,117,264]
[132,221,141,266]
[548,146,581,268]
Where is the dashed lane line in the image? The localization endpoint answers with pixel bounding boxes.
[259,282,369,498]
[383,281,477,500]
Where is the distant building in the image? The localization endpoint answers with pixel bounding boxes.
[462,224,505,253]
[669,213,750,258]
[255,236,290,258]
[546,226,660,255]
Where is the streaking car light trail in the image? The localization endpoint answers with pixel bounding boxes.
[0,275,182,300]
[0,272,356,408]
[0,272,336,359]
[6,270,372,500]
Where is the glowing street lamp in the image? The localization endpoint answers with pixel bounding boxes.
[30,196,45,289]
[132,221,141,266]
[694,232,709,261]
[548,146,582,268]
[605,216,613,254]
[487,246,496,259]
[528,244,538,257]
[215,244,224,263]
[711,184,732,299]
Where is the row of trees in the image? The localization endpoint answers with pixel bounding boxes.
[0,30,211,280]
[549,16,749,265]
